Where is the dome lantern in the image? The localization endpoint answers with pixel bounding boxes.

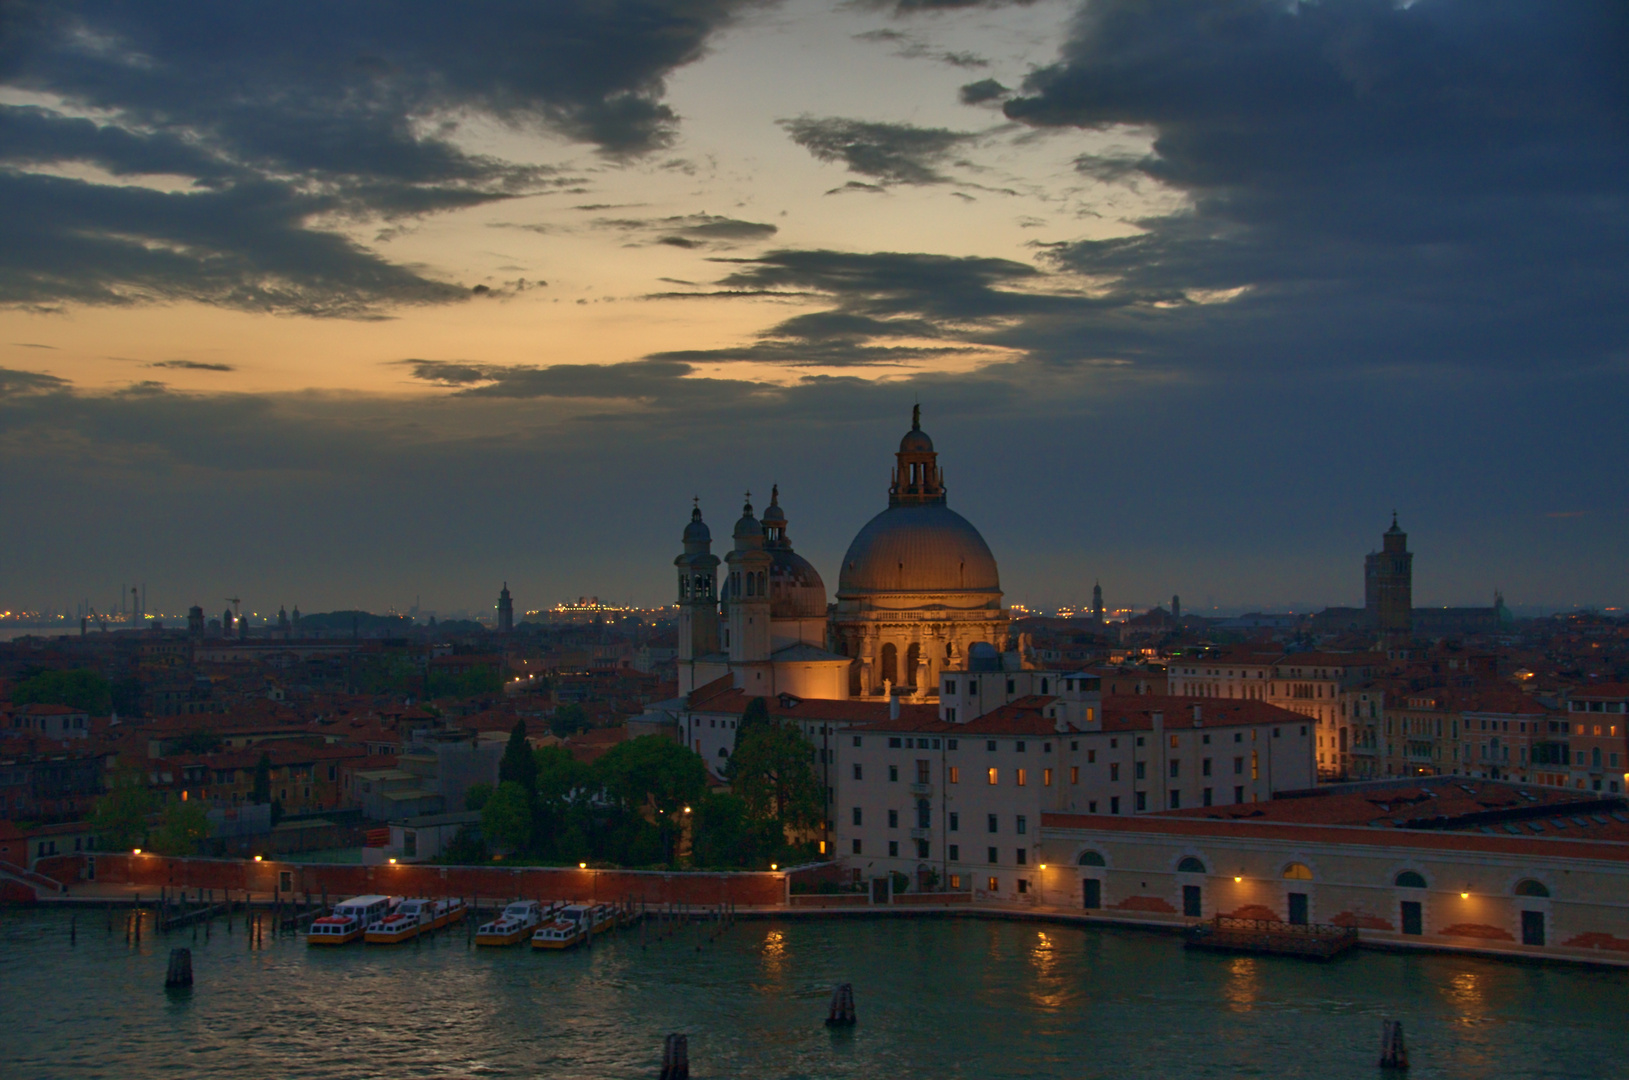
[890,404,945,507]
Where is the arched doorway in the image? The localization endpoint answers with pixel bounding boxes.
[880,642,898,690]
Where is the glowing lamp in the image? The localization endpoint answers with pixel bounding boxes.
[132,848,141,855]
[388,858,397,865]
[770,863,778,871]
[579,862,588,869]
[1235,876,1242,883]
[1039,863,1047,870]
[1461,892,1469,899]
[253,855,263,862]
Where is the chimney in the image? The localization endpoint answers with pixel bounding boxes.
[889,693,900,721]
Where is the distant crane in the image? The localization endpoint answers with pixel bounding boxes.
[225,597,241,616]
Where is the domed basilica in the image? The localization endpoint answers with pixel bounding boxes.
[674,408,1010,700]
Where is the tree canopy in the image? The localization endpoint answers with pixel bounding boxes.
[481,780,533,854]
[11,668,112,714]
[89,768,154,851]
[149,799,211,857]
[727,711,824,836]
[499,719,537,793]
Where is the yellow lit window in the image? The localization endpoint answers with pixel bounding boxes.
[988,876,999,892]
[1070,766,1079,784]
[1016,768,1027,787]
[1086,707,1095,724]
[948,766,960,784]
[1251,750,1260,781]
[1170,735,1179,749]
[949,874,961,890]
[1043,768,1053,786]
[987,767,998,785]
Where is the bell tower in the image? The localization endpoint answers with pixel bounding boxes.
[725,494,772,674]
[889,405,946,507]
[1365,512,1413,636]
[675,501,720,680]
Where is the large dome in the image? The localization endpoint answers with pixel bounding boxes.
[837,503,1001,597]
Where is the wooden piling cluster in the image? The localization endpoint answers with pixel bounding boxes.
[164,947,193,988]
[658,1033,689,1080]
[825,983,856,1027]
[1379,1019,1408,1070]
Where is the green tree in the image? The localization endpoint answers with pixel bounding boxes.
[11,668,112,714]
[737,696,771,738]
[549,703,589,738]
[440,824,487,864]
[690,791,772,869]
[498,720,537,793]
[727,715,824,840]
[251,752,272,804]
[463,781,493,811]
[531,744,587,858]
[89,768,155,851]
[481,780,533,854]
[593,735,707,865]
[149,799,211,857]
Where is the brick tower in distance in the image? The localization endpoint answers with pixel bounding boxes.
[1365,513,1412,636]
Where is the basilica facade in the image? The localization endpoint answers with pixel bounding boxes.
[674,408,1010,701]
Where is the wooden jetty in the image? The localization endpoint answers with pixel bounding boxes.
[1183,916,1358,960]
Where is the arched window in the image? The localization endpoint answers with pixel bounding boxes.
[1282,862,1313,880]
[905,643,921,686]
[1394,870,1427,889]
[880,643,898,689]
[1514,879,1551,898]
[1177,856,1206,874]
[1078,850,1106,867]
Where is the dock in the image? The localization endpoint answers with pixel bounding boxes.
[1184,916,1358,960]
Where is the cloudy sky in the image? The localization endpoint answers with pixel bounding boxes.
[1,0,1625,618]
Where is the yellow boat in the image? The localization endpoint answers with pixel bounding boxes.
[531,905,591,950]
[309,894,395,946]
[475,900,546,946]
[365,898,434,944]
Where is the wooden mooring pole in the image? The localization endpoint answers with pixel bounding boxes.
[1380,1019,1408,1070]
[165,947,193,988]
[658,1033,689,1080]
[825,983,856,1027]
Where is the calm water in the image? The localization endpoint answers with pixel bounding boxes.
[2,908,1624,1079]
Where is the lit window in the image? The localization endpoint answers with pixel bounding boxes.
[1044,768,1053,786]
[987,876,998,892]
[1070,766,1079,784]
[948,766,960,784]
[1016,769,1027,787]
[987,767,998,785]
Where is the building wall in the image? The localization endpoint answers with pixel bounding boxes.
[1039,823,1629,966]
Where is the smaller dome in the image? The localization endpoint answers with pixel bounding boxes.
[761,493,786,526]
[733,499,761,540]
[769,548,827,619]
[899,428,934,453]
[967,642,1003,672]
[683,506,710,544]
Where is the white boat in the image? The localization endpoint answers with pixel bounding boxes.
[309,894,398,946]
[475,900,547,946]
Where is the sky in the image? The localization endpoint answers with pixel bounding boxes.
[1,0,1625,618]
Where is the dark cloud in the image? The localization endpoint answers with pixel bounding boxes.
[874,0,1037,11]
[780,117,978,185]
[958,78,1010,105]
[590,212,778,249]
[150,360,235,372]
[12,342,58,349]
[999,0,1629,375]
[854,29,988,68]
[0,0,752,314]
[0,366,69,396]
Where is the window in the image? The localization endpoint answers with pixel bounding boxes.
[1134,761,1146,780]
[987,813,998,833]
[1016,768,1027,787]
[987,767,998,785]
[1514,879,1550,898]
[947,739,958,750]
[1250,751,1259,780]
[1087,749,1096,763]
[889,841,899,856]
[1110,763,1119,781]
[1016,741,1026,752]
[1283,862,1313,880]
[1400,900,1422,935]
[1170,759,1180,778]
[949,812,959,831]
[1177,856,1206,873]
[988,876,999,892]
[1110,796,1120,815]
[852,839,862,854]
[1234,785,1244,803]
[916,839,930,858]
[948,766,960,784]
[853,764,863,780]
[1394,870,1427,889]
[1043,768,1053,786]
[1088,801,1098,813]
[988,847,999,864]
[889,737,902,748]
[1016,849,1028,865]
[888,809,898,828]
[1135,791,1147,811]
[889,765,898,782]
[853,736,862,747]
[949,844,960,861]
[1169,790,1181,809]
[945,708,957,722]
[853,807,863,826]
[1202,758,1211,777]
[946,680,957,695]
[1202,787,1212,806]
[987,740,997,751]
[1016,815,1027,835]
[917,759,931,783]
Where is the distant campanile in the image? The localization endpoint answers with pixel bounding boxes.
[1365,513,1413,635]
[497,582,514,634]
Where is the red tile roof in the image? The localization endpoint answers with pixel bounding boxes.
[1102,695,1306,731]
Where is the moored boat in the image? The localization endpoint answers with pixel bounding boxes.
[431,896,467,929]
[531,903,596,950]
[588,903,617,937]
[308,894,396,946]
[475,900,546,946]
[365,898,435,944]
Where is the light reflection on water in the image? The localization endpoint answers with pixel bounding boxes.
[1,909,1624,1079]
